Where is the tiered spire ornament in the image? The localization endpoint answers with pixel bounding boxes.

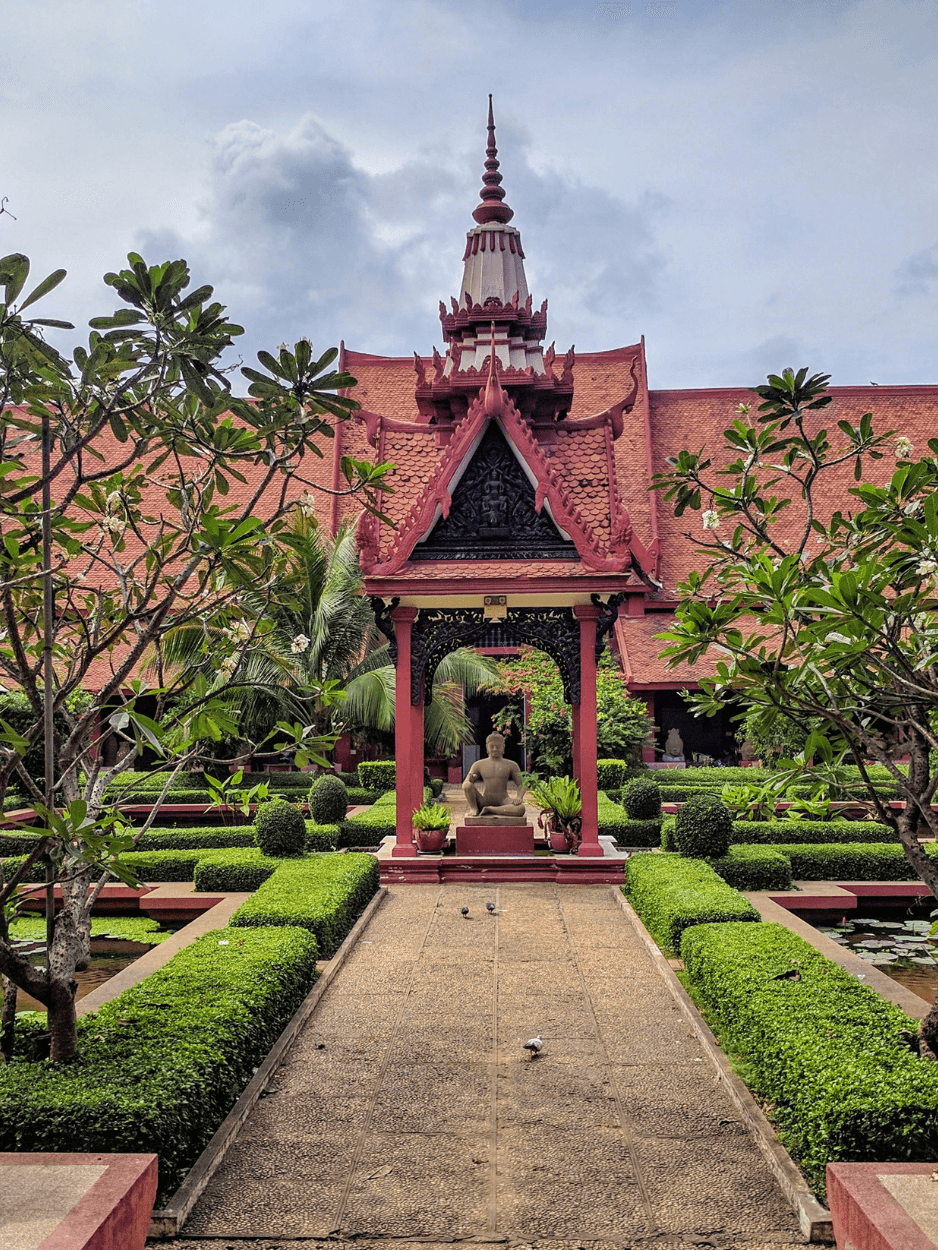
[473,95,514,225]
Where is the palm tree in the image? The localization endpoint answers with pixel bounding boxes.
[160,516,496,758]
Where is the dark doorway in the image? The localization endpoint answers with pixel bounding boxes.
[653,690,737,764]
[464,693,525,769]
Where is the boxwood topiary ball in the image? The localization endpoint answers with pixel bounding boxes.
[622,776,662,820]
[254,799,307,857]
[309,774,349,824]
[673,793,733,859]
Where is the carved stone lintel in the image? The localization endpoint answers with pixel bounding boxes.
[408,606,580,706]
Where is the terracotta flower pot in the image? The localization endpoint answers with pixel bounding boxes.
[414,828,448,853]
[545,814,582,854]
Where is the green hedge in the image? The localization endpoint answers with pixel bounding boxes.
[357,760,395,790]
[346,786,379,806]
[733,819,897,844]
[597,759,627,790]
[762,842,938,882]
[625,852,761,954]
[231,853,379,957]
[0,925,319,1202]
[340,790,396,847]
[709,846,793,891]
[681,921,938,1193]
[133,826,258,851]
[193,848,280,892]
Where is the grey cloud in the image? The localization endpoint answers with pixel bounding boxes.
[134,112,667,377]
[894,243,938,297]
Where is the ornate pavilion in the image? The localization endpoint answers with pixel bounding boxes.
[298,100,938,871]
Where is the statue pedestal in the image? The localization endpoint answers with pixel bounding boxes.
[455,824,534,856]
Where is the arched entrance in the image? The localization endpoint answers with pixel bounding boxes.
[383,601,604,858]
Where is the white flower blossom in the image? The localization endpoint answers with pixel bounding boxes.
[106,490,122,513]
[735,403,752,415]
[99,516,125,538]
[701,510,720,531]
[904,500,923,516]
[297,491,317,519]
[917,559,938,577]
[291,633,311,654]
[223,619,252,644]
[895,436,914,460]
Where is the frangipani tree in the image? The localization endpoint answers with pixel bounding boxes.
[0,250,389,1061]
[653,366,938,1056]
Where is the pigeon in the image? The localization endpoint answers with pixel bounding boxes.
[460,906,470,919]
[523,1035,543,1057]
[486,902,496,914]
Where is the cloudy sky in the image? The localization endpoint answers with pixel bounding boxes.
[3,0,937,390]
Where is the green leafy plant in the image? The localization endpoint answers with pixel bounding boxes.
[624,853,760,954]
[411,802,451,831]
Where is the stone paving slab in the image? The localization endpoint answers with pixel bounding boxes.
[171,884,809,1247]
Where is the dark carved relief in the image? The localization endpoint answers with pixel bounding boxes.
[409,607,580,706]
[591,592,627,661]
[410,423,577,561]
[369,596,399,665]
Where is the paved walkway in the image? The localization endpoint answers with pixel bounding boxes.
[166,885,808,1249]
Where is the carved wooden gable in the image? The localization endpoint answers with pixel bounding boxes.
[410,422,577,561]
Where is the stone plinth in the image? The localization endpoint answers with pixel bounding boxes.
[0,1153,157,1250]
[827,1162,938,1250]
[455,823,534,855]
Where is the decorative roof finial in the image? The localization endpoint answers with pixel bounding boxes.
[473,95,514,225]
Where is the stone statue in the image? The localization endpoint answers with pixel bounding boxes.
[662,728,685,762]
[462,732,529,823]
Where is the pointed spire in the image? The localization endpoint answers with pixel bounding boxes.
[473,96,514,225]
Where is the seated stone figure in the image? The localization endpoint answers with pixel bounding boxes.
[462,732,528,820]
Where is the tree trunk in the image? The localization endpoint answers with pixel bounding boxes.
[46,978,78,1063]
[0,977,16,1061]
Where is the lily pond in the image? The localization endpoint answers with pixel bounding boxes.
[816,911,938,1002]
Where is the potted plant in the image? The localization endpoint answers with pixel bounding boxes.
[525,775,582,853]
[412,801,451,852]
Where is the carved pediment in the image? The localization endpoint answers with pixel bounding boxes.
[411,423,577,561]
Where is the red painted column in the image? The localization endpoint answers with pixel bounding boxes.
[392,606,421,857]
[642,696,656,763]
[574,604,602,856]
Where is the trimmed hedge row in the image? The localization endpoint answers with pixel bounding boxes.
[681,921,938,1192]
[357,760,395,789]
[596,794,661,847]
[732,819,896,844]
[709,846,793,891]
[193,849,280,892]
[762,842,938,882]
[625,852,761,954]
[340,789,396,847]
[0,925,320,1202]
[231,852,379,957]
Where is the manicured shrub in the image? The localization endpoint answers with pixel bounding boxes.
[305,822,340,852]
[0,925,320,1201]
[231,852,379,957]
[253,798,306,857]
[309,774,349,824]
[340,790,396,847]
[763,842,938,881]
[614,818,663,847]
[345,786,379,805]
[429,777,445,798]
[661,815,676,851]
[357,759,395,790]
[673,794,734,859]
[709,845,793,891]
[733,819,896,845]
[681,921,938,1193]
[624,852,760,954]
[133,826,258,851]
[596,759,626,790]
[193,848,279,892]
[622,776,662,820]
[119,849,203,881]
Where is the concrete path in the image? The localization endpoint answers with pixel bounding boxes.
[165,884,808,1249]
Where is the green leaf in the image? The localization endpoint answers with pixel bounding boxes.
[0,253,30,304]
[18,268,67,312]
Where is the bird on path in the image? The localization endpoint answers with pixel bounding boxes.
[486,902,496,914]
[460,906,470,919]
[523,1036,543,1058]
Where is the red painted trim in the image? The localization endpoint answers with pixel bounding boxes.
[363,574,644,595]
[639,336,660,575]
[330,342,347,535]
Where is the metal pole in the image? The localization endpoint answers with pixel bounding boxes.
[42,408,55,962]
